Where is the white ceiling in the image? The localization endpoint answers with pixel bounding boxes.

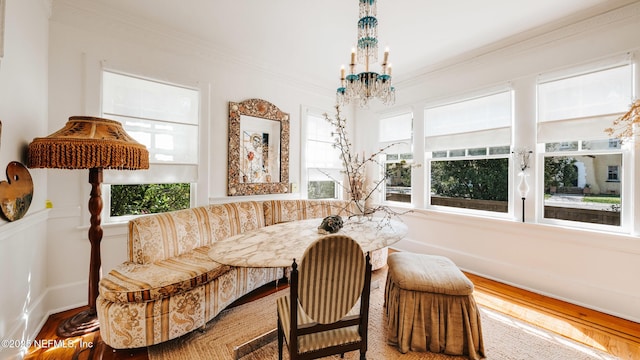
[59,0,638,92]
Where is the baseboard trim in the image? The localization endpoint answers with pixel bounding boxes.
[392,237,640,324]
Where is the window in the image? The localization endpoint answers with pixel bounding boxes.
[101,71,199,218]
[380,112,413,204]
[607,166,619,181]
[425,91,512,213]
[538,63,632,228]
[305,111,343,200]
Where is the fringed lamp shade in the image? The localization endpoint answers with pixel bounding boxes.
[28,116,149,170]
[27,116,148,338]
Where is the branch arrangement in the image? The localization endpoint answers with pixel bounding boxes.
[512,148,533,172]
[320,105,415,224]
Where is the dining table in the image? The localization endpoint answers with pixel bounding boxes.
[207,217,408,268]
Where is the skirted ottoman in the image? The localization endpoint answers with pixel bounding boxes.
[385,252,485,360]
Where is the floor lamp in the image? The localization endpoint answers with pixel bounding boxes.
[28,116,149,337]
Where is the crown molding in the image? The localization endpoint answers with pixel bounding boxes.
[51,0,334,97]
[396,1,640,89]
[52,0,640,99]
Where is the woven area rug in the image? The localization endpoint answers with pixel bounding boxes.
[148,276,619,360]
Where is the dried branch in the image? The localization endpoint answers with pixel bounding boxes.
[318,104,417,223]
[605,99,640,143]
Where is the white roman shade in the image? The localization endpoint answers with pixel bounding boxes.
[537,62,632,143]
[426,127,512,150]
[380,112,412,154]
[425,91,512,151]
[537,114,622,143]
[102,71,200,183]
[306,113,343,169]
[305,111,344,199]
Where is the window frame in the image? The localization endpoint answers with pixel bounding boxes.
[538,143,628,232]
[383,153,414,205]
[302,107,344,201]
[607,165,620,182]
[536,60,633,232]
[379,111,414,206]
[424,90,514,218]
[100,69,200,223]
[426,148,513,218]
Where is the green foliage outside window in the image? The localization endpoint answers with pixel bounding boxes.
[385,160,412,187]
[308,181,336,199]
[111,183,191,216]
[544,156,578,189]
[385,160,412,203]
[431,159,509,201]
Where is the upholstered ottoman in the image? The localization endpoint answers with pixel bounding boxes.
[385,252,485,360]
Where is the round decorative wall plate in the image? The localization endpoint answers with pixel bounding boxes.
[0,161,34,221]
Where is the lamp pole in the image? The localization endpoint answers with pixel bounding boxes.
[56,167,103,337]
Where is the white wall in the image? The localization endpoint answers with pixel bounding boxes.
[0,0,51,359]
[367,2,640,322]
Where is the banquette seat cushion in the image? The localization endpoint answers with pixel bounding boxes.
[99,247,232,303]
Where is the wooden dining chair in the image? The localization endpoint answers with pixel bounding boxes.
[276,234,372,360]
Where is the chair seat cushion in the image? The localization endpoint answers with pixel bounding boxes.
[387,252,473,296]
[99,245,232,303]
[277,295,361,353]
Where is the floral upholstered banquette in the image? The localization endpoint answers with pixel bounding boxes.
[97,199,388,349]
[97,201,282,349]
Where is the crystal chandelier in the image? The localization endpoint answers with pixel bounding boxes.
[337,0,395,107]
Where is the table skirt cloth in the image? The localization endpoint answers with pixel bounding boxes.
[384,254,484,360]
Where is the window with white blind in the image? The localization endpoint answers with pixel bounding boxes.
[101,70,199,219]
[425,90,512,213]
[305,111,343,199]
[380,112,413,204]
[538,62,632,229]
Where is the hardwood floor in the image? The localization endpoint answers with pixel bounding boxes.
[466,272,640,359]
[25,270,640,360]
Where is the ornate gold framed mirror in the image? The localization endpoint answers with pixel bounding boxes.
[228,98,290,196]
